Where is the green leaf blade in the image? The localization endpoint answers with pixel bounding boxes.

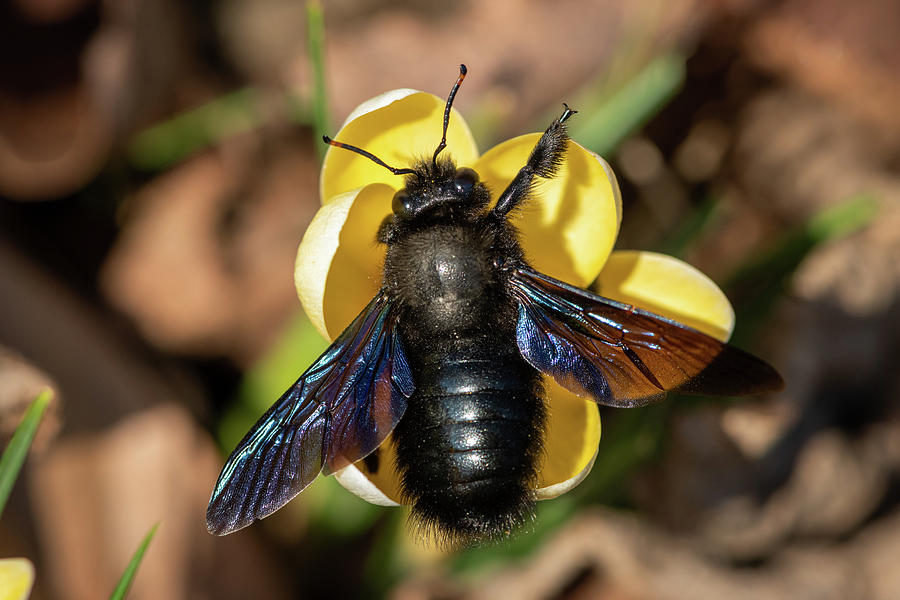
[0,388,52,517]
[109,523,158,600]
[306,0,331,162]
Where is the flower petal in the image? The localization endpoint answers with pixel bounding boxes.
[474,135,621,287]
[335,435,403,505]
[536,379,601,498]
[295,183,393,339]
[322,90,479,202]
[0,558,34,600]
[592,250,735,342]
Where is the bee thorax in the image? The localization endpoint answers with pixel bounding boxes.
[385,225,495,332]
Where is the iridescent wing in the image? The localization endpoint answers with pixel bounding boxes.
[509,266,783,408]
[206,293,413,535]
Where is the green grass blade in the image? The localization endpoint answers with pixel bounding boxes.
[0,388,52,517]
[570,53,685,156]
[306,0,331,162]
[127,88,261,171]
[109,523,158,600]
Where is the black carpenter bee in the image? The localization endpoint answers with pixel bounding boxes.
[207,65,783,545]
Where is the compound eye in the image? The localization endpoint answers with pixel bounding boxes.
[453,167,479,196]
[392,189,412,217]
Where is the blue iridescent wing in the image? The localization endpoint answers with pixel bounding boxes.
[509,266,783,408]
[206,293,413,535]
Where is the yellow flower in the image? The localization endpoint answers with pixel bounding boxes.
[294,89,735,506]
[0,558,34,600]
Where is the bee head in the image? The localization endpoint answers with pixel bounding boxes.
[389,161,488,222]
[324,65,490,224]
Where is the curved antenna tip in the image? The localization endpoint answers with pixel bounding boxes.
[322,134,332,143]
[432,64,469,166]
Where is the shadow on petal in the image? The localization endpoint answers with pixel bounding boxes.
[322,92,479,202]
[475,135,620,287]
[295,184,394,339]
[322,186,395,338]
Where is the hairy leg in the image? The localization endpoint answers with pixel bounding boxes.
[492,104,576,218]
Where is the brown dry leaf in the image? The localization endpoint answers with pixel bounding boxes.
[100,137,318,364]
[0,0,192,200]
[720,401,796,459]
[743,0,900,135]
[630,408,758,532]
[699,425,900,561]
[0,85,111,200]
[29,403,290,600]
[396,507,897,600]
[732,88,900,315]
[278,0,717,140]
[792,208,900,316]
[0,240,185,433]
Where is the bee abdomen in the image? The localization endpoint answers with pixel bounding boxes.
[394,351,545,545]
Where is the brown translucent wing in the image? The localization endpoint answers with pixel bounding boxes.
[206,292,413,535]
[509,266,783,407]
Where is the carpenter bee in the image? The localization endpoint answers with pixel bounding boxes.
[207,65,783,545]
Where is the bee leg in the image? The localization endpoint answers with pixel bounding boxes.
[492,104,577,218]
[377,214,396,244]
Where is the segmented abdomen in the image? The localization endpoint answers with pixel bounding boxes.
[393,334,545,544]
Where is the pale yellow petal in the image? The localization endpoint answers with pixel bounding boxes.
[474,135,621,287]
[321,91,479,202]
[0,558,34,600]
[593,250,735,342]
[334,463,401,507]
[536,379,601,497]
[336,434,404,505]
[295,183,393,339]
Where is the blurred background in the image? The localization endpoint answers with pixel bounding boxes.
[1,0,898,598]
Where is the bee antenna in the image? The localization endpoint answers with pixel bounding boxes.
[432,64,467,168]
[322,135,418,176]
